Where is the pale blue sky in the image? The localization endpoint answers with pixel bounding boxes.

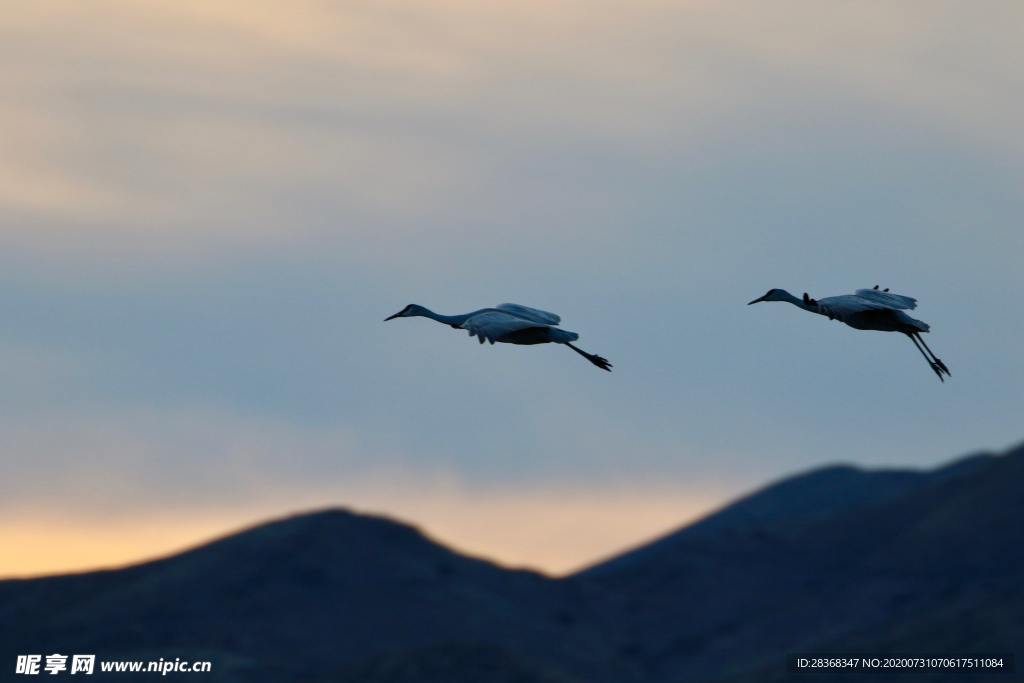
[1,1,1022,573]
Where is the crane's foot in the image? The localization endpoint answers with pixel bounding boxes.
[566,343,613,371]
[934,358,951,376]
[929,361,945,382]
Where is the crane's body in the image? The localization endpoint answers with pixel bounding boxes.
[385,303,612,371]
[748,287,950,381]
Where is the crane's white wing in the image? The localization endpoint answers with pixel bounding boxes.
[816,294,891,321]
[854,289,918,310]
[461,311,547,344]
[495,303,560,325]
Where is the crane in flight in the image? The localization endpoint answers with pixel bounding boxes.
[384,303,612,371]
[748,285,951,381]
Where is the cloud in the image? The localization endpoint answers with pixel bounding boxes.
[0,410,373,514]
[2,0,1020,263]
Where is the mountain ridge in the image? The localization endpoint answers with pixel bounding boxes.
[579,450,998,577]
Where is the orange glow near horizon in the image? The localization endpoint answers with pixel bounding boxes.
[1,489,721,579]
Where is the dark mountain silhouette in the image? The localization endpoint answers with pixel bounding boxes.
[579,447,1020,682]
[2,443,1021,682]
[0,510,623,683]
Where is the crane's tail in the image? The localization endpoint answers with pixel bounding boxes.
[566,343,612,372]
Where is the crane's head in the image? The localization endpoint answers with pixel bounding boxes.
[747,288,790,305]
[384,304,429,321]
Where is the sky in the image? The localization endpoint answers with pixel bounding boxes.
[2,0,1022,577]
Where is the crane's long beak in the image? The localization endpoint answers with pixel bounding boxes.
[747,296,766,305]
[384,311,402,321]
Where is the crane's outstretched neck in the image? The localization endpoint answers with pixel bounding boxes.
[414,306,476,326]
[778,290,820,313]
[749,288,824,314]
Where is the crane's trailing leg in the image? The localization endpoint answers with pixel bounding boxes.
[908,334,946,382]
[566,343,612,371]
[914,333,950,377]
